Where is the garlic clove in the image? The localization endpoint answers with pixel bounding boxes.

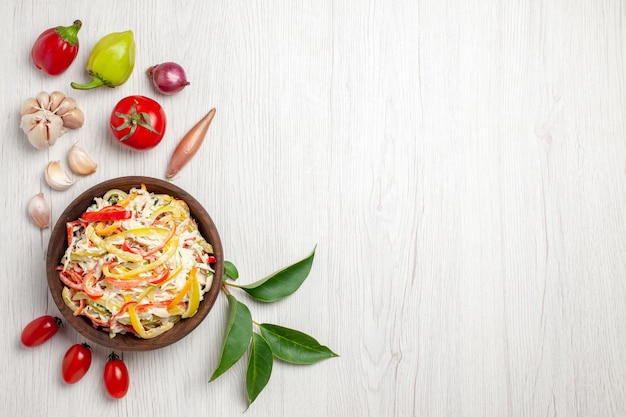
[21,114,49,149]
[20,112,40,134]
[26,122,50,149]
[68,144,97,175]
[28,193,50,228]
[45,115,67,147]
[45,161,74,190]
[35,91,51,110]
[54,97,77,116]
[20,97,40,115]
[61,108,85,129]
[49,91,66,112]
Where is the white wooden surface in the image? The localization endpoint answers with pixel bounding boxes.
[2,1,626,416]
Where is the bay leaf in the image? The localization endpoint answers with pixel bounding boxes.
[223,260,239,281]
[246,332,273,405]
[209,294,252,381]
[240,247,315,302]
[259,323,338,365]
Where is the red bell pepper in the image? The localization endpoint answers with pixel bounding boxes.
[31,20,82,76]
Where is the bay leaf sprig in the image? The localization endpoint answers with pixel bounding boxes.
[209,295,252,382]
[237,247,316,302]
[210,247,338,407]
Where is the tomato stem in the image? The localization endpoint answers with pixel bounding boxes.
[112,100,161,141]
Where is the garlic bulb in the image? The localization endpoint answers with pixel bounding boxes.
[68,144,97,175]
[20,91,84,149]
[20,111,67,149]
[45,161,74,190]
[28,193,50,228]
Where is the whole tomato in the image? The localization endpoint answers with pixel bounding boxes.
[110,95,167,151]
[104,352,130,399]
[21,315,62,347]
[62,343,92,384]
[31,20,82,76]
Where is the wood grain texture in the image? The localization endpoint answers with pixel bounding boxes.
[1,1,626,416]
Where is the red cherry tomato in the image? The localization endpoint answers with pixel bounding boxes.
[21,315,62,347]
[31,20,82,76]
[62,343,92,384]
[104,352,130,399]
[109,96,167,151]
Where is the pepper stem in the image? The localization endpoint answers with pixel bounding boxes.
[56,20,82,46]
[71,77,105,90]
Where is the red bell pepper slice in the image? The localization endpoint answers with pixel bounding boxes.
[74,299,86,316]
[80,205,133,222]
[58,269,83,290]
[83,268,104,300]
[148,267,170,285]
[110,301,134,326]
[66,220,86,246]
[83,310,110,327]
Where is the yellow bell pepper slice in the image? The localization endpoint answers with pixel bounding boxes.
[69,291,111,317]
[94,221,121,236]
[167,268,195,310]
[127,303,174,339]
[116,187,141,208]
[149,202,188,222]
[105,226,170,243]
[69,248,107,260]
[102,237,179,279]
[62,287,79,313]
[182,268,201,318]
[135,259,183,302]
[86,225,144,263]
[102,189,128,204]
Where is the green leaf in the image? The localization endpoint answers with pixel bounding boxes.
[209,295,252,381]
[240,247,316,302]
[259,323,338,364]
[246,333,273,406]
[223,260,239,281]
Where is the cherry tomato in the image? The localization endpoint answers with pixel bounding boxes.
[62,343,92,384]
[104,352,130,399]
[21,315,62,347]
[109,96,167,151]
[31,20,82,76]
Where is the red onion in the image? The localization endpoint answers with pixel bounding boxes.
[147,62,190,95]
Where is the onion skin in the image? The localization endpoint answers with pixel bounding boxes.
[166,108,216,179]
[147,62,190,95]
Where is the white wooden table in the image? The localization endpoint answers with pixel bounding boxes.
[2,1,626,416]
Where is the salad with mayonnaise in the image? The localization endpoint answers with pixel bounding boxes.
[58,185,215,339]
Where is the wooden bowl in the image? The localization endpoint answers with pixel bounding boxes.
[46,176,223,351]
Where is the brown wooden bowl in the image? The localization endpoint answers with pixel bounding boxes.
[46,176,223,351]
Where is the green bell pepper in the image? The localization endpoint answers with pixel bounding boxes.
[71,30,135,90]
